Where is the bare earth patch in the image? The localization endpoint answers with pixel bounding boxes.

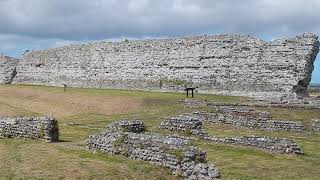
[0,86,142,118]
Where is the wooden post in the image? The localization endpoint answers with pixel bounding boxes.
[63,84,67,92]
[186,90,189,97]
[192,89,194,98]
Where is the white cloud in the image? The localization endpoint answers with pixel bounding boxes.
[0,0,319,83]
[0,0,318,49]
[0,0,318,40]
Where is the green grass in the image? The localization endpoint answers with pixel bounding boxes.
[199,123,320,180]
[197,141,320,180]
[0,139,177,180]
[0,84,319,179]
[256,107,320,123]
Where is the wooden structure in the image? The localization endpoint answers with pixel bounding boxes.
[184,87,196,98]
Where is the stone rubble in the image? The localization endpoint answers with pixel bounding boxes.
[86,120,220,179]
[0,116,59,142]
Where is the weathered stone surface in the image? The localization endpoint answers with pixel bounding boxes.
[107,120,145,133]
[13,33,319,102]
[217,106,272,119]
[311,119,320,132]
[160,115,208,137]
[182,99,320,109]
[183,107,305,132]
[164,114,303,154]
[86,121,220,179]
[0,116,59,142]
[0,55,19,84]
[162,114,303,154]
[179,105,320,132]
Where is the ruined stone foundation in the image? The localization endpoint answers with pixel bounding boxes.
[86,120,220,179]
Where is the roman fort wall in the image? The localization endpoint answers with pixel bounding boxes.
[10,33,320,101]
[0,55,19,84]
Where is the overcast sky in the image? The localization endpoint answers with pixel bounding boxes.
[0,0,319,83]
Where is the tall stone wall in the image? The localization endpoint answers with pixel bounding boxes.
[0,55,19,84]
[13,33,319,101]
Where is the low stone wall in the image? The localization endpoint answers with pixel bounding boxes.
[207,113,305,131]
[176,112,305,132]
[311,119,320,132]
[162,115,303,154]
[0,117,59,142]
[160,115,208,137]
[107,120,146,133]
[217,106,272,119]
[204,136,303,154]
[185,105,305,132]
[182,99,320,110]
[86,121,220,179]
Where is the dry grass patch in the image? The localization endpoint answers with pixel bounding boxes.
[0,102,37,117]
[0,86,142,118]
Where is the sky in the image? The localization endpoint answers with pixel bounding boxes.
[0,0,319,83]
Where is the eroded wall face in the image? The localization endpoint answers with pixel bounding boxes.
[0,56,18,84]
[0,117,59,142]
[13,33,319,101]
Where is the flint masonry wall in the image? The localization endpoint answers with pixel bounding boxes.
[86,120,220,179]
[13,33,319,101]
[160,115,208,137]
[0,117,59,142]
[161,115,303,154]
[188,109,305,132]
[311,119,320,132]
[107,120,146,133]
[0,55,19,84]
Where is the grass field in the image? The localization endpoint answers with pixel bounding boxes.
[0,84,320,180]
